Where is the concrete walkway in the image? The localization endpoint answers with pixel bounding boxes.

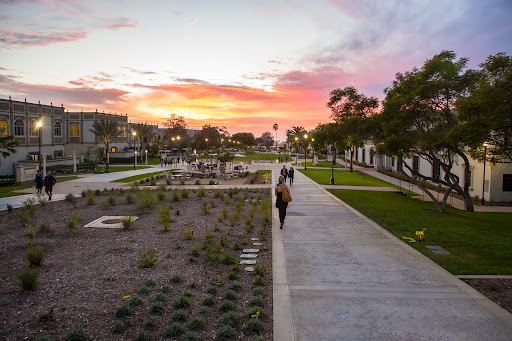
[272,165,512,340]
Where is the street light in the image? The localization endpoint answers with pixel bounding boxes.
[36,121,42,169]
[132,131,137,170]
[482,142,488,206]
[294,137,299,164]
[273,123,279,162]
[145,149,148,165]
[303,133,308,171]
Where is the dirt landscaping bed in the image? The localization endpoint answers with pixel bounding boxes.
[463,279,512,314]
[0,186,272,340]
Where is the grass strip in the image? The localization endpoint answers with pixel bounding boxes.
[256,170,271,174]
[97,166,151,173]
[293,160,344,168]
[329,189,512,275]
[111,170,170,183]
[0,177,76,198]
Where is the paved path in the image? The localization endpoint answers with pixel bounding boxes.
[272,165,512,340]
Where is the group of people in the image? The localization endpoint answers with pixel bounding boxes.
[280,165,295,184]
[160,157,181,167]
[34,169,56,200]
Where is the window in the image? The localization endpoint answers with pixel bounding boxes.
[391,157,395,168]
[54,150,63,159]
[54,121,62,136]
[14,118,24,136]
[29,119,39,136]
[111,147,117,152]
[29,152,39,161]
[503,174,512,192]
[370,155,374,165]
[432,159,440,181]
[122,126,127,137]
[355,149,359,160]
[0,118,7,135]
[362,149,366,163]
[465,167,473,189]
[412,156,419,175]
[70,124,79,137]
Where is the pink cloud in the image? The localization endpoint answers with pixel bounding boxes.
[188,17,198,26]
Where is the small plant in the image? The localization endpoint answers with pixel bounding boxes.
[229,211,240,226]
[216,324,236,340]
[120,215,135,230]
[94,189,101,196]
[221,253,237,265]
[201,202,210,214]
[160,284,171,293]
[229,281,242,292]
[188,280,199,289]
[152,292,168,302]
[223,310,238,326]
[114,304,134,318]
[38,306,55,320]
[128,295,143,307]
[218,299,235,312]
[22,197,37,210]
[209,179,216,185]
[143,315,158,328]
[137,249,157,268]
[183,225,194,240]
[26,246,44,266]
[137,190,157,210]
[214,190,224,199]
[232,241,241,250]
[172,188,181,201]
[210,200,216,208]
[134,330,149,341]
[259,228,268,241]
[24,225,36,246]
[137,285,150,295]
[65,193,76,204]
[166,179,172,185]
[253,287,264,296]
[211,276,224,286]
[227,271,238,280]
[65,328,88,341]
[243,318,263,334]
[65,214,81,233]
[182,331,199,341]
[202,295,215,306]
[101,193,118,207]
[16,211,31,226]
[163,323,185,337]
[253,275,265,287]
[224,196,230,204]
[7,203,13,212]
[155,206,172,231]
[181,188,190,198]
[150,300,165,314]
[188,317,206,331]
[37,196,48,206]
[195,179,201,185]
[213,224,221,232]
[111,320,125,334]
[144,278,156,286]
[206,285,217,294]
[170,274,182,283]
[183,289,194,297]
[180,179,185,185]
[199,306,209,314]
[125,192,135,204]
[224,290,237,300]
[37,221,53,233]
[246,306,264,319]
[248,295,264,307]
[171,309,187,321]
[172,295,190,308]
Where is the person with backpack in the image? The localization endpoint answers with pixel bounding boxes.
[288,166,295,185]
[34,169,44,194]
[275,175,292,229]
[280,165,289,183]
[43,171,56,200]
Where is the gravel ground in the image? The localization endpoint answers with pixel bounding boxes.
[463,279,512,314]
[0,186,272,340]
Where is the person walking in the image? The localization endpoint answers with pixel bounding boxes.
[43,171,56,200]
[280,165,288,183]
[275,175,292,229]
[288,166,295,185]
[34,169,44,193]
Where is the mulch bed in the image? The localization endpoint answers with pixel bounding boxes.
[463,279,512,314]
[0,186,272,340]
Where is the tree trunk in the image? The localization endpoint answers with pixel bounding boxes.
[401,160,446,212]
[459,152,475,212]
[349,146,354,173]
[105,141,110,172]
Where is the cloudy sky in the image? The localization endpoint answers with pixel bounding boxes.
[1,0,511,136]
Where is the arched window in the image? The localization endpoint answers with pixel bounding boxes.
[70,124,79,137]
[0,118,8,136]
[14,118,24,136]
[29,119,39,136]
[54,121,62,136]
[122,126,127,137]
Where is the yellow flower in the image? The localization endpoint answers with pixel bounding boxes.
[123,295,131,300]
[251,311,260,318]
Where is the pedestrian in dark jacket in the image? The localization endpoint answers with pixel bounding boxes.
[280,165,288,183]
[34,169,44,193]
[43,171,56,200]
[275,175,292,229]
[288,166,295,185]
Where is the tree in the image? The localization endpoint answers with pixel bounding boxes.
[164,113,187,136]
[131,122,154,162]
[0,135,19,165]
[90,119,120,172]
[194,125,224,150]
[231,132,255,146]
[259,132,274,148]
[374,50,478,212]
[312,123,349,183]
[327,86,378,172]
[454,52,512,164]
[286,126,306,152]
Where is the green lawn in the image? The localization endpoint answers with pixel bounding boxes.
[299,168,389,187]
[329,190,512,275]
[98,166,151,173]
[234,153,280,161]
[0,177,76,198]
[293,160,345,168]
[110,158,163,166]
[256,169,271,174]
[112,170,177,183]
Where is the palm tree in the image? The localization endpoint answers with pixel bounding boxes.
[131,123,154,162]
[90,119,120,172]
[0,135,20,165]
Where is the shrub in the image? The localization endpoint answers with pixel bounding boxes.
[150,301,165,314]
[143,315,158,328]
[160,284,171,293]
[172,295,190,309]
[199,307,209,314]
[180,179,185,185]
[245,306,264,319]
[224,196,230,204]
[171,309,187,321]
[209,179,216,185]
[183,289,194,297]
[38,306,55,320]
[152,292,168,302]
[243,318,263,334]
[253,275,265,287]
[94,189,101,196]
[36,221,52,233]
[224,290,237,300]
[232,241,241,250]
[229,211,240,226]
[170,274,182,283]
[181,188,190,198]
[183,225,194,240]
[211,276,224,286]
[101,193,118,207]
[221,253,237,265]
[229,281,242,292]
[65,193,76,204]
[248,296,264,307]
[24,225,35,246]
[195,179,201,185]
[155,206,172,231]
[121,215,135,230]
[125,192,135,204]
[223,311,238,326]
[201,202,210,214]
[182,331,199,341]
[137,190,156,210]
[253,287,264,296]
[254,264,266,276]
[65,214,81,233]
[202,295,214,306]
[111,320,125,334]
[134,330,149,341]
[128,295,143,307]
[227,271,238,280]
[172,188,181,201]
[26,246,44,266]
[16,211,32,226]
[188,317,206,331]
[144,278,156,286]
[166,179,172,185]
[218,299,235,312]
[114,304,134,318]
[206,285,217,294]
[18,266,38,290]
[163,323,185,337]
[7,204,13,212]
[188,280,199,289]
[22,197,37,210]
[65,328,88,341]
[214,190,224,199]
[137,285,150,295]
[37,196,48,206]
[216,325,236,340]
[137,249,157,268]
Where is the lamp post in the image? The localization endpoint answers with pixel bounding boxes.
[145,149,148,165]
[132,131,137,170]
[303,133,308,171]
[273,123,279,162]
[205,138,209,165]
[36,121,42,169]
[481,142,488,205]
[312,138,315,164]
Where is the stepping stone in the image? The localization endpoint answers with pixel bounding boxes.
[251,238,259,241]
[240,254,257,259]
[245,267,254,272]
[243,249,259,253]
[426,245,443,250]
[239,259,256,265]
[432,250,451,255]
[253,242,262,246]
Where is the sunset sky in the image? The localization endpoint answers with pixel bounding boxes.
[1,0,511,137]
